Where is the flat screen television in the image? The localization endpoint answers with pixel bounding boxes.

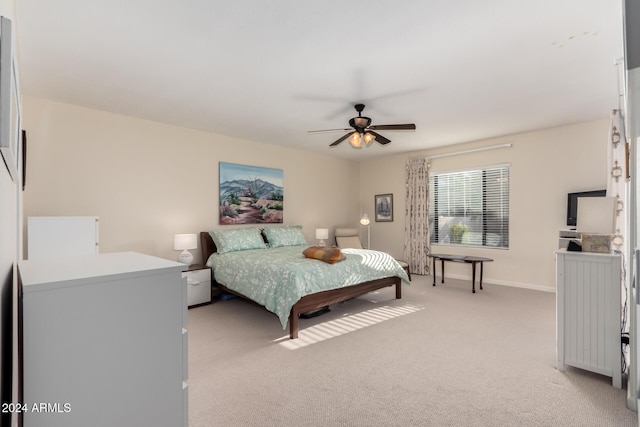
[567,189,606,227]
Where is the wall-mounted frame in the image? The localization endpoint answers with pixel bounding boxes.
[375,193,393,222]
[0,17,20,182]
[21,129,26,190]
[219,162,284,225]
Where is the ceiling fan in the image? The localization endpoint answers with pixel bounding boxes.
[308,104,416,149]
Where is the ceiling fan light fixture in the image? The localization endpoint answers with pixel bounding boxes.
[353,117,371,128]
[348,132,363,148]
[363,132,376,146]
[311,104,416,148]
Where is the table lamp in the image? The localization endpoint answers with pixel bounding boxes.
[315,228,329,246]
[174,233,197,265]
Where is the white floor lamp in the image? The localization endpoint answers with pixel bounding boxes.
[360,214,370,249]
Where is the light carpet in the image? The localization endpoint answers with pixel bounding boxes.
[187,275,637,426]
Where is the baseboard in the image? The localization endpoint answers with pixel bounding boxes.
[437,273,556,293]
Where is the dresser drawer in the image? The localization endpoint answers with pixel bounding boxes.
[182,328,188,381]
[181,275,188,324]
[182,382,189,427]
[186,268,210,283]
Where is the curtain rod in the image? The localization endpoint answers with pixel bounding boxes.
[427,143,512,160]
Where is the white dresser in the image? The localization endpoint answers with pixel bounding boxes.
[555,250,622,388]
[19,252,188,427]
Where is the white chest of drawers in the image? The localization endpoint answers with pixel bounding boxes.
[19,252,188,427]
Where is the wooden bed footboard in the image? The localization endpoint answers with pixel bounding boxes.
[213,276,401,339]
[288,276,402,339]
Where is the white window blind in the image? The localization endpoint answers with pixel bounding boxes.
[429,165,509,248]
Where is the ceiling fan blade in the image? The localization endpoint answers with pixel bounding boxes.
[368,131,391,145]
[307,128,352,134]
[369,123,416,130]
[329,133,352,147]
[368,124,416,131]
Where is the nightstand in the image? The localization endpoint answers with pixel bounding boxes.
[182,264,212,308]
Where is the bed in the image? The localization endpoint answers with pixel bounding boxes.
[200,227,410,339]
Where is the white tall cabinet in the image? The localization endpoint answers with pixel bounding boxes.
[556,250,622,388]
[18,252,188,427]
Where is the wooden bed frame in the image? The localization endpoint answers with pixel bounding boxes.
[200,232,402,339]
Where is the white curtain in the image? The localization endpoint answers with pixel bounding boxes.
[607,108,630,382]
[607,109,627,253]
[404,158,430,275]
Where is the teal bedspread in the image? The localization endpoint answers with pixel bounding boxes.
[206,245,410,329]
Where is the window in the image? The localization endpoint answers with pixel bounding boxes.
[429,164,509,248]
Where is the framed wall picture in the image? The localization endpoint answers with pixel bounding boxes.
[375,193,393,222]
[0,17,21,182]
[219,162,284,225]
[21,129,26,190]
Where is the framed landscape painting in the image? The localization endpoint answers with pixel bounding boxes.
[375,193,393,222]
[219,162,284,225]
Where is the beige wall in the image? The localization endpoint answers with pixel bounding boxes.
[22,96,361,264]
[360,118,610,291]
[21,95,611,290]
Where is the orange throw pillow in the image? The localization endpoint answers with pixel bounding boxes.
[303,246,346,264]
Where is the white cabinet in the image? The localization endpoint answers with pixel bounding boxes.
[555,250,622,388]
[183,264,212,307]
[19,252,188,427]
[27,216,99,260]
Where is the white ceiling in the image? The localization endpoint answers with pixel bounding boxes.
[15,0,624,161]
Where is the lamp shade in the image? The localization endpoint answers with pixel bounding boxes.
[360,214,370,226]
[315,228,329,246]
[363,132,376,146]
[348,132,376,149]
[315,228,329,240]
[348,132,362,148]
[174,233,197,250]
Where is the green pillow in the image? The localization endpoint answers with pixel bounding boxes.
[209,228,267,254]
[263,225,308,248]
